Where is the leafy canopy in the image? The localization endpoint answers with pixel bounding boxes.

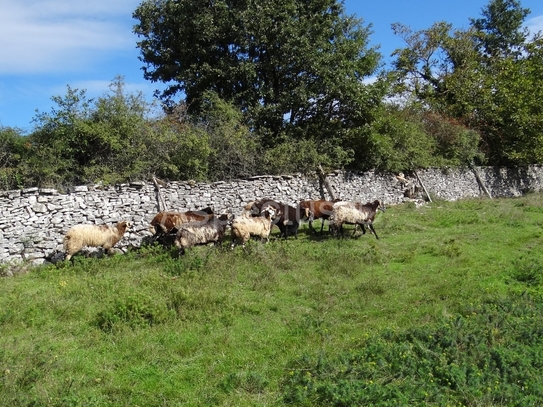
[133,0,383,148]
[390,0,543,165]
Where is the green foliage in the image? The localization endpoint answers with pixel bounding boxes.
[509,253,543,286]
[133,0,382,144]
[282,295,543,406]
[422,111,484,165]
[347,105,438,172]
[136,106,211,182]
[27,77,159,187]
[479,48,543,164]
[470,0,530,58]
[199,92,262,181]
[0,127,27,189]
[263,137,353,174]
[389,0,543,167]
[96,293,172,333]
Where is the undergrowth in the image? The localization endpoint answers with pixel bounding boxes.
[282,293,543,406]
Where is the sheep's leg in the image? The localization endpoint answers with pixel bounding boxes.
[368,224,379,240]
[320,218,325,233]
[351,225,357,237]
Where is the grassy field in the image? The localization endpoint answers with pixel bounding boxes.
[2,194,543,406]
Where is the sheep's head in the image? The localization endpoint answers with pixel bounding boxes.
[117,220,131,232]
[218,213,234,226]
[261,205,277,220]
[376,200,386,212]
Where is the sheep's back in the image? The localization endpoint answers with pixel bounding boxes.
[64,224,117,250]
[333,205,370,225]
[176,223,224,248]
[232,217,271,238]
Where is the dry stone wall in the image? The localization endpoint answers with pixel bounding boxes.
[2,165,543,265]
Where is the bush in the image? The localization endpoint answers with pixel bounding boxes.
[95,293,172,332]
[282,294,543,406]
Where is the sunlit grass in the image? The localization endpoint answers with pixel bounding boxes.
[2,194,543,405]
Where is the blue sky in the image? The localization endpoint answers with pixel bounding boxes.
[1,0,542,132]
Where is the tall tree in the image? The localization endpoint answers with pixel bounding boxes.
[133,0,382,146]
[470,0,530,59]
[390,0,543,165]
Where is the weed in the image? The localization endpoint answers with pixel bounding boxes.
[95,293,172,332]
[509,254,543,286]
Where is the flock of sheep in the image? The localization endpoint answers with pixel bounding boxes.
[62,198,386,260]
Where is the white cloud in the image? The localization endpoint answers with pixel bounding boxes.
[0,0,140,74]
[527,14,543,36]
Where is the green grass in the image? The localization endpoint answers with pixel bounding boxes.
[2,194,543,406]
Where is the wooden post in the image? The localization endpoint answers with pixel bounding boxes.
[413,170,432,203]
[470,163,492,199]
[153,176,168,211]
[318,165,337,201]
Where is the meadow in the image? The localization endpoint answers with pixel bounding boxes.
[1,194,543,406]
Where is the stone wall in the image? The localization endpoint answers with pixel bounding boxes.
[2,165,543,265]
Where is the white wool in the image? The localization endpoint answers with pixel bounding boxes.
[63,222,129,261]
[176,223,223,249]
[231,216,273,247]
[330,201,383,239]
[333,205,371,225]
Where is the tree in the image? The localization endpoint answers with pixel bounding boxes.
[28,77,163,186]
[198,92,261,181]
[133,0,382,150]
[470,0,530,59]
[0,126,27,189]
[390,0,543,165]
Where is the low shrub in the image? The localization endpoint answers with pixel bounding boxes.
[282,294,543,406]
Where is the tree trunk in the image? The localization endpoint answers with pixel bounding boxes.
[318,165,337,201]
[153,176,168,211]
[471,164,492,199]
[413,170,432,203]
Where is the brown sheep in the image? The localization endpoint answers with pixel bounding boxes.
[298,199,339,233]
[149,207,214,240]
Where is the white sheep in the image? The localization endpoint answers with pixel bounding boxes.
[63,220,131,261]
[175,214,231,255]
[331,200,385,239]
[231,206,276,248]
